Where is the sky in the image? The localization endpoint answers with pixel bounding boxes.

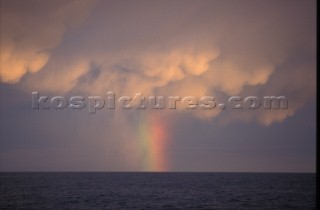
[0,0,316,172]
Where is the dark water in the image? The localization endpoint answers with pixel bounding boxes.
[0,172,315,209]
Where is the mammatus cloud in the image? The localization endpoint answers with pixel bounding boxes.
[220,63,316,126]
[0,0,316,173]
[0,0,96,83]
[0,0,316,126]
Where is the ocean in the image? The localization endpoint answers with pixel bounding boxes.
[0,172,315,209]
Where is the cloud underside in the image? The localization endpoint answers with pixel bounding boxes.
[0,0,316,125]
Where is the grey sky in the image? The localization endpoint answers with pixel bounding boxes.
[0,0,316,172]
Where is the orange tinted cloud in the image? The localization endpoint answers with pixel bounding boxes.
[0,0,316,126]
[0,0,96,83]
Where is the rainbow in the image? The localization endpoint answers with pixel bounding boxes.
[137,113,169,171]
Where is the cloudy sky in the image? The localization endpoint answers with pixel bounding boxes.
[0,0,316,172]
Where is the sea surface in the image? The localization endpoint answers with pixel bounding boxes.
[0,172,315,209]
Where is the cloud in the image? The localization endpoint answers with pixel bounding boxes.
[1,0,316,126]
[0,0,96,83]
[0,0,316,172]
